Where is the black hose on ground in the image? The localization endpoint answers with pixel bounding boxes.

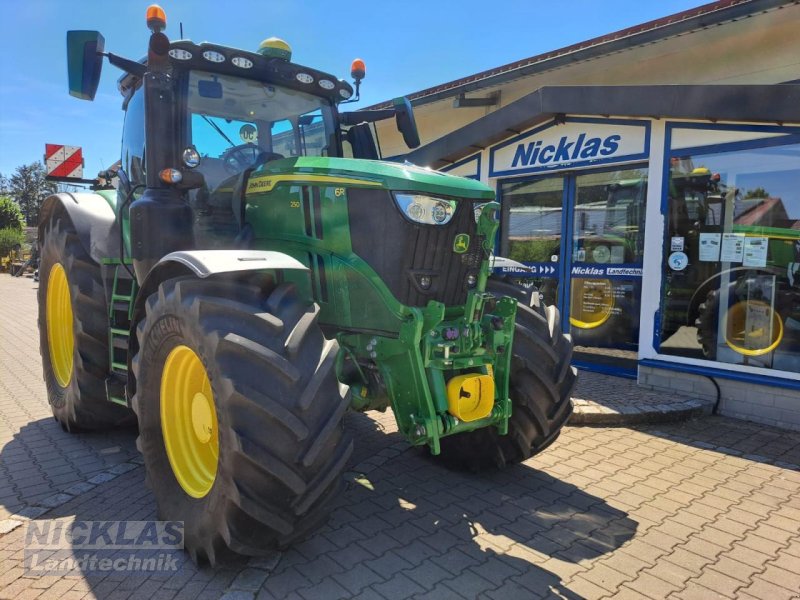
[704,375,721,415]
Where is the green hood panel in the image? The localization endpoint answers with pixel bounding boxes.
[251,157,493,200]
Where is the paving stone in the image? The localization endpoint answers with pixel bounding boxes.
[769,550,800,576]
[219,592,255,600]
[673,580,730,599]
[756,564,800,593]
[294,554,344,585]
[411,582,468,600]
[575,561,633,593]
[739,577,800,600]
[664,547,714,576]
[296,577,349,600]
[260,568,313,598]
[692,567,748,597]
[363,551,414,580]
[229,569,271,592]
[326,541,375,570]
[331,563,383,595]
[484,579,547,600]
[621,571,681,600]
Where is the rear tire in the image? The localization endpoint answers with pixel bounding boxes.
[436,279,576,470]
[696,282,788,359]
[131,278,352,565]
[37,215,133,431]
[696,289,721,359]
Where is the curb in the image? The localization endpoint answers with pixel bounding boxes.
[568,397,715,426]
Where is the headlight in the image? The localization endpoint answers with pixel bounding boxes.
[182,146,200,168]
[393,193,457,225]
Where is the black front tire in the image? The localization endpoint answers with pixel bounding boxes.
[131,278,352,565]
[37,215,133,431]
[436,279,576,470]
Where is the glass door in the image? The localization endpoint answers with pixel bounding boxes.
[569,167,648,374]
[499,165,648,376]
[499,176,566,308]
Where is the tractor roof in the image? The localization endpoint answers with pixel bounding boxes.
[117,40,353,104]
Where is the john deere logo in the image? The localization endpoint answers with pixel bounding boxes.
[453,234,470,254]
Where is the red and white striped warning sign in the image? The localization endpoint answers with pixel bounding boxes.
[45,144,84,179]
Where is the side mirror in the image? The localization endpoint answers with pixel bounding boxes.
[392,97,420,149]
[67,30,105,101]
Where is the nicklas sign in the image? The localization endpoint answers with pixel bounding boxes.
[489,118,649,177]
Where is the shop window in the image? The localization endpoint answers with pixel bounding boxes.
[659,140,800,372]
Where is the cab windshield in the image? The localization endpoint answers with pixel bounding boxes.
[186,70,339,191]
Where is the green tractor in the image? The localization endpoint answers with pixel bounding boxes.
[664,167,800,363]
[38,6,574,564]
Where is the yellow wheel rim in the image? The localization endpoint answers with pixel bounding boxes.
[724,301,783,357]
[46,263,74,387]
[569,278,615,330]
[160,345,219,498]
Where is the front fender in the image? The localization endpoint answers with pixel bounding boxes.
[38,192,118,263]
[157,250,308,278]
[127,249,310,400]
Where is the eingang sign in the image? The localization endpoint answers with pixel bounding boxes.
[489,117,650,177]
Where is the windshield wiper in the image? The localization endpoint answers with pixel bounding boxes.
[201,115,236,147]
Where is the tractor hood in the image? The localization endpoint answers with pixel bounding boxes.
[247,157,494,200]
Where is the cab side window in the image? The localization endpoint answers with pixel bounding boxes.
[121,88,146,189]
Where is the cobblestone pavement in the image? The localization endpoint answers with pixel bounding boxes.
[2,274,800,600]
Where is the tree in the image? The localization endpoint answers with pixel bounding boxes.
[9,162,56,226]
[0,228,25,258]
[0,196,25,230]
[744,187,769,199]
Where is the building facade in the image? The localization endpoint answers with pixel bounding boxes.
[370,0,800,429]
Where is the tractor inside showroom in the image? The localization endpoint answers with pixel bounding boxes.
[663,167,800,363]
[38,5,574,564]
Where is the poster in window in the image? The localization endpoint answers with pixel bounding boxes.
[698,233,721,262]
[720,233,745,262]
[742,237,768,268]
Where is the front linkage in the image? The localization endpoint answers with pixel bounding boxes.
[336,202,517,454]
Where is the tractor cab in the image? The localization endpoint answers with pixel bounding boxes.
[70,21,419,268]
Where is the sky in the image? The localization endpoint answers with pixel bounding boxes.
[0,0,704,179]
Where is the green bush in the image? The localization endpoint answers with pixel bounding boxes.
[0,228,26,257]
[0,196,24,231]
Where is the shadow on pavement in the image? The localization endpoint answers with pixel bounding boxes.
[279,412,638,598]
[0,417,138,516]
[638,414,800,467]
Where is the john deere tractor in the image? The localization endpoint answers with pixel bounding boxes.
[38,6,574,564]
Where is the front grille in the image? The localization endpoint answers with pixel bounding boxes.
[348,189,484,307]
